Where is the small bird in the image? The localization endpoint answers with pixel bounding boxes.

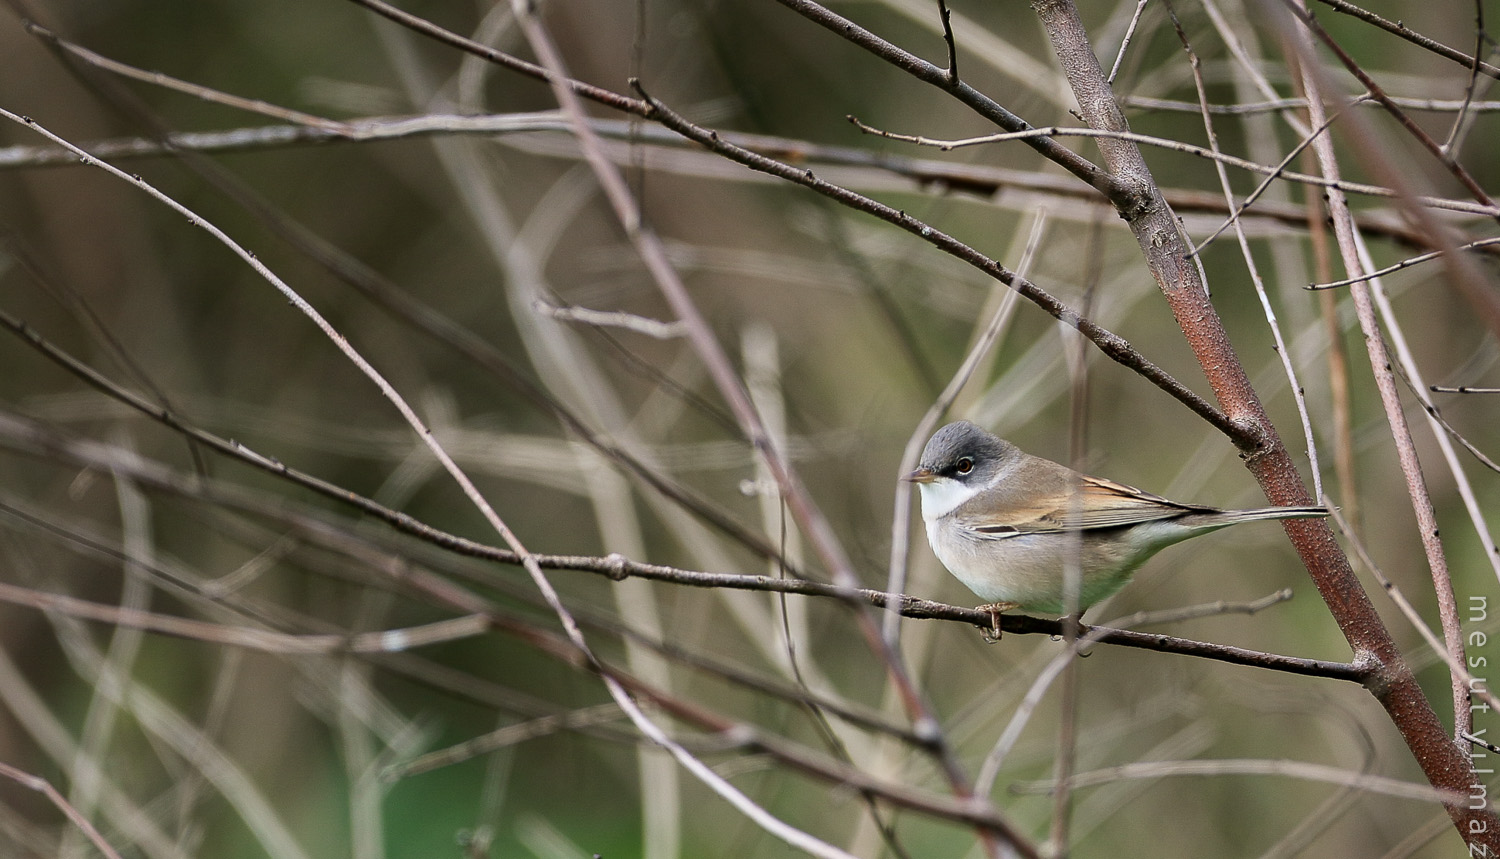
[905,421,1326,617]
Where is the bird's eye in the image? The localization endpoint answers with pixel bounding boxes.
[955,457,974,475]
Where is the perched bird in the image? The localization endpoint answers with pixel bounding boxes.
[905,421,1326,617]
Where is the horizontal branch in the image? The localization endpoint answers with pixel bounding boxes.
[1012,758,1459,804]
[847,118,1500,219]
[0,425,1033,842]
[0,580,491,653]
[0,404,1368,684]
[1126,94,1500,115]
[4,113,1479,262]
[1308,236,1500,289]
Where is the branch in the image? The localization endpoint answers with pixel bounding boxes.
[4,117,1490,253]
[0,406,1370,686]
[1283,0,1498,214]
[0,762,125,859]
[772,0,1124,203]
[632,83,1245,442]
[1028,0,1499,848]
[508,14,1004,855]
[1127,93,1500,114]
[340,0,646,115]
[1308,236,1500,290]
[1012,758,1460,804]
[0,581,491,654]
[847,113,1499,220]
[1310,0,1500,79]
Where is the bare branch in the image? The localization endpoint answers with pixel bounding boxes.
[1310,0,1500,79]
[1283,0,1498,215]
[1308,236,1500,290]
[1027,0,1499,847]
[637,87,1244,440]
[0,762,124,859]
[1107,0,1151,84]
[0,581,492,653]
[1013,758,1461,805]
[845,115,1500,218]
[773,0,1124,201]
[1126,94,1500,114]
[533,299,688,339]
[1288,9,1495,844]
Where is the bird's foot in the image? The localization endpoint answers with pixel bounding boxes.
[975,602,1019,643]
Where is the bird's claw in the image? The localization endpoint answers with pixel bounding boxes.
[976,602,1019,643]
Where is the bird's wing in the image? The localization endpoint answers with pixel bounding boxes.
[963,475,1213,536]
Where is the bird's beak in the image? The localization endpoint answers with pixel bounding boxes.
[903,466,936,484]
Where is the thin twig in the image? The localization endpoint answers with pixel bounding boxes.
[1283,0,1498,215]
[1107,0,1150,84]
[0,761,125,859]
[1464,732,1500,755]
[1405,374,1500,474]
[1169,2,1323,501]
[385,704,625,779]
[1311,0,1500,79]
[0,581,492,653]
[1011,758,1460,804]
[846,115,1500,218]
[774,0,1123,202]
[1308,236,1500,289]
[4,114,1493,236]
[1305,147,1361,530]
[642,94,1242,441]
[511,8,1007,856]
[1126,94,1500,114]
[1284,0,1500,341]
[938,0,959,85]
[24,22,348,132]
[1431,385,1500,393]
[977,625,1098,800]
[1327,500,1500,714]
[1197,0,1312,138]
[1439,0,1489,154]
[342,0,647,115]
[1100,589,1294,628]
[1186,103,1353,258]
[533,300,688,339]
[1363,249,1500,575]
[1289,17,1487,841]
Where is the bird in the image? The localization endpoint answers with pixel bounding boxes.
[904,420,1327,618]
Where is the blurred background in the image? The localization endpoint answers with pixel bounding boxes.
[0,0,1496,856]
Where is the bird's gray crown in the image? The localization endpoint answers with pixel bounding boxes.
[919,421,1016,484]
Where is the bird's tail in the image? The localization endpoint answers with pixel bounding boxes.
[1232,505,1330,522]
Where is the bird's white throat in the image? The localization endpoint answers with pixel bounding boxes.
[916,477,983,521]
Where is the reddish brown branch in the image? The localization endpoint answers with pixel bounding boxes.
[1028,0,1499,850]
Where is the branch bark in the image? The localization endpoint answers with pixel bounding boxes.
[1028,0,1498,850]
